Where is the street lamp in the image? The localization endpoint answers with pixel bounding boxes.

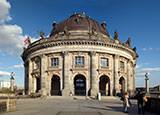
[145,72,150,95]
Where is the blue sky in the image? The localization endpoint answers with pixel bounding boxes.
[0,0,160,88]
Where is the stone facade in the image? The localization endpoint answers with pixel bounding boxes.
[22,13,138,97]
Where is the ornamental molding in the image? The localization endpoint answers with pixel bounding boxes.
[22,39,137,61]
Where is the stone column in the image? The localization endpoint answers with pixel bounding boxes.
[62,51,70,96]
[113,54,119,95]
[145,73,149,95]
[10,72,14,93]
[127,60,131,93]
[48,74,51,96]
[133,64,136,91]
[90,51,98,97]
[110,55,114,96]
[24,62,28,95]
[40,54,47,95]
[28,59,33,95]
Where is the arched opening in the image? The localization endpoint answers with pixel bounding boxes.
[99,75,110,96]
[119,77,125,95]
[51,75,61,95]
[74,74,86,96]
[36,77,41,92]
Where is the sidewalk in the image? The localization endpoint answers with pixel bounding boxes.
[1,96,156,115]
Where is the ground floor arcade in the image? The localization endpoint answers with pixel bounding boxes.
[29,73,127,96]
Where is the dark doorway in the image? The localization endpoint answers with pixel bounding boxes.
[51,75,61,95]
[119,77,125,95]
[99,75,110,96]
[74,74,86,96]
[36,77,41,92]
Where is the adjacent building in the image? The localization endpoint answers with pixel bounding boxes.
[21,13,138,97]
[0,78,10,88]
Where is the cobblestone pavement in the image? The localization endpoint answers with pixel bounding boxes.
[1,96,156,115]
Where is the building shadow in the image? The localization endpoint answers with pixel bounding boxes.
[83,105,156,115]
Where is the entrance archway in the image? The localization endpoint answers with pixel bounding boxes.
[74,74,86,96]
[51,75,61,95]
[119,77,125,94]
[36,77,41,92]
[99,75,110,96]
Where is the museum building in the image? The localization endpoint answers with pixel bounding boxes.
[21,13,138,97]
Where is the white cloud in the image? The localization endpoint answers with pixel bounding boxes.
[0,70,10,76]
[141,48,153,51]
[13,64,24,69]
[136,65,141,69]
[0,24,37,55]
[0,0,37,56]
[139,67,160,72]
[136,67,160,77]
[135,72,148,76]
[0,0,12,24]
[142,48,146,51]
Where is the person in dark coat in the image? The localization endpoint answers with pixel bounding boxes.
[136,91,146,114]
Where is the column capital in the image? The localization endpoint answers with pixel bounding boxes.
[62,51,69,56]
[127,59,132,64]
[90,51,96,56]
[114,54,119,59]
[39,54,46,59]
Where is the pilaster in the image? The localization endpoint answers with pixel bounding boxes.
[127,60,131,94]
[113,54,119,95]
[62,51,70,96]
[90,51,98,97]
[28,59,33,95]
[40,54,47,95]
[24,62,28,95]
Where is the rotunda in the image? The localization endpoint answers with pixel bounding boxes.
[22,13,138,97]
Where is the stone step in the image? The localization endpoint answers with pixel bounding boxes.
[45,96,119,100]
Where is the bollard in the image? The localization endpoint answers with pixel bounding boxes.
[98,93,101,101]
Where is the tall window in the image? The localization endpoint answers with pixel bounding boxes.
[120,61,124,69]
[35,61,40,69]
[75,56,84,66]
[51,58,59,67]
[101,58,109,67]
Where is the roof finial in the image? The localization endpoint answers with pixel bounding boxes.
[74,11,77,14]
[82,11,85,14]
[52,21,57,27]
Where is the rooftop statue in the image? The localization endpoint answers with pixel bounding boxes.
[39,29,45,39]
[114,30,119,40]
[126,37,131,46]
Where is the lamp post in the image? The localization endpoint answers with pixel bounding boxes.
[145,72,149,95]
[10,72,14,93]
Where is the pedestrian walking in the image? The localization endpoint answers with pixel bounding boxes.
[123,91,130,113]
[136,90,147,114]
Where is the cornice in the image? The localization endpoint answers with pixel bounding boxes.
[22,38,138,61]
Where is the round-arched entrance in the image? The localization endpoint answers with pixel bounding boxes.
[74,74,86,96]
[119,77,125,94]
[51,75,61,95]
[99,75,110,96]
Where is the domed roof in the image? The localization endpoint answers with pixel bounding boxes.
[50,14,110,37]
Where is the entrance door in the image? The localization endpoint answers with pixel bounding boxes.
[119,77,125,95]
[36,77,41,92]
[99,75,110,96]
[74,75,86,96]
[51,75,61,95]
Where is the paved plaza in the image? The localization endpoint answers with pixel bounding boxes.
[2,96,156,115]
